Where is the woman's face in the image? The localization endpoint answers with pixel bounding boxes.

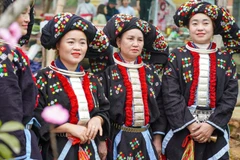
[56,30,88,70]
[189,13,214,44]
[116,29,144,62]
[16,6,31,36]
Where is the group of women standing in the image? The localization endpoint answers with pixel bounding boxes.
[1,0,240,160]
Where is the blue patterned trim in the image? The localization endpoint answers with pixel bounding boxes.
[162,130,173,155]
[113,130,123,159]
[208,130,229,160]
[91,140,100,160]
[14,129,31,160]
[206,120,224,134]
[142,130,157,160]
[58,140,73,160]
[27,117,41,128]
[153,131,165,135]
[173,119,195,133]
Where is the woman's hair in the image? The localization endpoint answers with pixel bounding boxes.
[97,4,106,15]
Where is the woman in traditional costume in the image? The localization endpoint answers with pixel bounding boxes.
[162,1,239,159]
[98,14,168,160]
[34,12,111,160]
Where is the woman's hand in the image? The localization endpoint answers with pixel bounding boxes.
[153,134,162,159]
[66,123,88,144]
[98,141,107,160]
[190,123,215,143]
[86,116,104,140]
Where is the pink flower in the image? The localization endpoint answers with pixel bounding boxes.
[0,22,22,48]
[41,104,69,125]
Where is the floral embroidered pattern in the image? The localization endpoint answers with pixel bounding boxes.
[163,67,172,76]
[114,84,123,94]
[183,70,193,83]
[217,59,226,69]
[36,76,47,90]
[90,82,97,93]
[0,64,8,77]
[54,13,72,38]
[149,88,155,98]
[136,19,151,33]
[129,138,140,150]
[89,30,109,52]
[147,74,154,85]
[135,151,144,159]
[72,20,88,31]
[50,82,62,94]
[117,152,126,160]
[152,28,168,51]
[226,67,232,76]
[168,53,176,62]
[112,70,120,80]
[46,70,56,79]
[182,57,191,68]
[48,99,58,106]
[114,14,133,35]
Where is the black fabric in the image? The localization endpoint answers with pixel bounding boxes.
[0,44,41,159]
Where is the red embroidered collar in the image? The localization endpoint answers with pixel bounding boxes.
[114,53,149,126]
[187,42,216,108]
[51,61,94,124]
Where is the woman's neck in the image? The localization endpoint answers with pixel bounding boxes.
[194,43,210,49]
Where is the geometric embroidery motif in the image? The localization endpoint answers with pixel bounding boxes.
[129,138,140,150]
[50,82,62,94]
[117,152,126,160]
[225,67,232,76]
[163,67,172,76]
[37,76,47,90]
[135,150,144,159]
[147,74,154,86]
[182,57,191,68]
[149,88,155,98]
[114,84,123,94]
[0,64,8,77]
[83,145,92,158]
[217,59,226,69]
[48,99,58,106]
[231,58,236,67]
[183,70,192,83]
[112,70,120,80]
[168,53,176,62]
[90,82,97,93]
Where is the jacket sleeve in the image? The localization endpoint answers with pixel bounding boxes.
[162,52,195,133]
[90,75,110,141]
[151,66,167,135]
[207,56,238,134]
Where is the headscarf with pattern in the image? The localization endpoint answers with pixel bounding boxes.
[41,12,111,58]
[173,1,240,54]
[103,14,168,64]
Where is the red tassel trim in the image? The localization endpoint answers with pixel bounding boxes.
[188,47,200,107]
[114,53,149,126]
[209,45,217,108]
[52,62,94,124]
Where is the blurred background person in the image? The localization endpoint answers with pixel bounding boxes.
[75,0,96,21]
[105,0,119,21]
[136,0,152,22]
[93,4,107,25]
[118,0,135,16]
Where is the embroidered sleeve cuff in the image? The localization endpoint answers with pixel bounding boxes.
[206,120,224,134]
[173,119,195,133]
